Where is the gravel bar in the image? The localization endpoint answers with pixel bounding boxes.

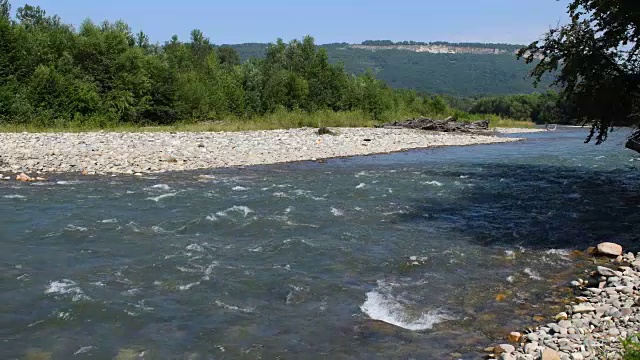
[0,127,521,175]
[488,243,640,360]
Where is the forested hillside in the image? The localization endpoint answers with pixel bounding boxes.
[230,43,553,97]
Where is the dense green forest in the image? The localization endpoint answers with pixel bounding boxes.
[230,43,554,97]
[0,1,563,128]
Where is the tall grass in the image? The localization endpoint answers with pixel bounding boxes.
[0,109,534,133]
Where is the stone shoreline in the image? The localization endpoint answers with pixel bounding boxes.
[0,127,523,176]
[488,243,640,360]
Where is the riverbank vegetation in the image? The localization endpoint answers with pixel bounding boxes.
[624,336,640,360]
[0,1,542,131]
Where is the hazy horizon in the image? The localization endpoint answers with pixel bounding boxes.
[8,0,570,45]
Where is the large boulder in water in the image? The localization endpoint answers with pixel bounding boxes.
[596,242,623,257]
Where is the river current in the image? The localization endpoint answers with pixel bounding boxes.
[1,128,639,359]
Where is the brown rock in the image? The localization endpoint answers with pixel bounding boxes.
[507,331,522,343]
[541,348,561,360]
[586,247,597,255]
[554,312,569,321]
[16,173,32,182]
[596,242,623,257]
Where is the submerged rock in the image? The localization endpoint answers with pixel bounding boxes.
[24,349,52,360]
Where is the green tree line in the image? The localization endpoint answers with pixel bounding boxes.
[0,2,466,128]
[0,2,565,128]
[466,91,570,124]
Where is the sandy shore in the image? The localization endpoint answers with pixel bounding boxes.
[0,128,522,175]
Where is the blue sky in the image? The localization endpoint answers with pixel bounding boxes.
[9,0,570,45]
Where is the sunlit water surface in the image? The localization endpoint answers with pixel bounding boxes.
[1,128,639,359]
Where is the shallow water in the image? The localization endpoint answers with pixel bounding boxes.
[1,129,639,359]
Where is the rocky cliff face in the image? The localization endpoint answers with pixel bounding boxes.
[350,44,517,55]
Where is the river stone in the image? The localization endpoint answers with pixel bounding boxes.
[495,344,516,354]
[557,320,572,329]
[541,348,561,360]
[620,286,634,295]
[524,342,538,354]
[597,266,617,277]
[527,333,540,342]
[596,242,623,257]
[572,304,596,314]
[499,353,516,360]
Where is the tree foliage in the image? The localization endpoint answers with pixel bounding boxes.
[0,2,432,126]
[0,2,559,127]
[470,91,567,124]
[518,0,640,149]
[232,43,555,97]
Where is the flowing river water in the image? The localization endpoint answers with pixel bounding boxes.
[1,128,640,359]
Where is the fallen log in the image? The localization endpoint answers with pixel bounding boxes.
[376,117,489,133]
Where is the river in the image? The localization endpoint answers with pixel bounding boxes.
[1,128,639,359]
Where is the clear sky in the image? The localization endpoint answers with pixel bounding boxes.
[9,0,570,45]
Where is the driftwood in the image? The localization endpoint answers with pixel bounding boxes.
[377,117,490,133]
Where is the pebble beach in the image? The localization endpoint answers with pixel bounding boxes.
[489,243,640,360]
[0,127,525,176]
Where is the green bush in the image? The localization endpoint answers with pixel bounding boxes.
[624,335,640,360]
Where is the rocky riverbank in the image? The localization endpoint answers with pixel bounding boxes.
[0,128,521,176]
[487,242,640,360]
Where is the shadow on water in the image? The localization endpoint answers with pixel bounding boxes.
[395,162,640,251]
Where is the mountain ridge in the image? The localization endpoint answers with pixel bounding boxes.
[228,41,550,97]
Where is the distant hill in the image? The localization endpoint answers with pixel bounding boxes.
[228,41,553,97]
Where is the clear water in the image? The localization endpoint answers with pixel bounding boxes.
[1,129,639,359]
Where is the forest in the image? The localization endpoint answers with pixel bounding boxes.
[231,42,555,97]
[0,1,564,129]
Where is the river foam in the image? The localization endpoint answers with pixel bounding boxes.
[45,279,90,301]
[360,281,454,331]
